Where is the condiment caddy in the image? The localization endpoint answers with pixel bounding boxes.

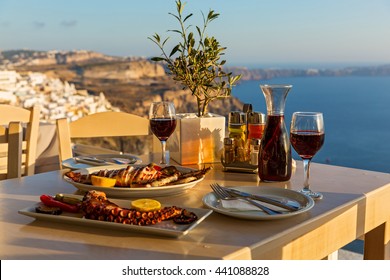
[221,104,265,173]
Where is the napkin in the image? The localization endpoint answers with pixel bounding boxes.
[220,199,262,211]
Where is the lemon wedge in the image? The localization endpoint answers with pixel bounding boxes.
[131,199,162,212]
[91,175,117,188]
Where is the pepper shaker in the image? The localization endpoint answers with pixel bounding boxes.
[223,137,235,164]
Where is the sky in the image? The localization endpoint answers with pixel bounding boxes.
[1,0,390,68]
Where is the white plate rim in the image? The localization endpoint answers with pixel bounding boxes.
[202,186,315,220]
[18,195,213,238]
[63,164,205,197]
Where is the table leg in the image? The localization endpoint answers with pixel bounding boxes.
[364,220,390,260]
[323,251,339,260]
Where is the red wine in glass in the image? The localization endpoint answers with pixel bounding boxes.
[290,112,325,200]
[149,102,177,165]
[290,131,324,159]
[258,115,292,181]
[150,118,177,141]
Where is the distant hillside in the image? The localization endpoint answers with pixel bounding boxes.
[227,64,390,81]
[2,49,389,79]
[0,49,123,66]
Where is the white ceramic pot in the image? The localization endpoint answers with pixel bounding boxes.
[153,113,225,165]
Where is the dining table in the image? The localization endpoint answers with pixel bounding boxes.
[1,158,390,260]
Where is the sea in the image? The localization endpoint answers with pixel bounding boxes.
[232,76,390,173]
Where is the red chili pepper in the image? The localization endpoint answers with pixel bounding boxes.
[40,195,80,213]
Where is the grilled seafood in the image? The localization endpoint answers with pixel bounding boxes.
[81,190,197,225]
[65,163,211,188]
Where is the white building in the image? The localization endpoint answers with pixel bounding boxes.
[0,70,20,90]
[0,70,119,123]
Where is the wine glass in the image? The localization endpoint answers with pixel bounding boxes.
[149,101,177,165]
[290,112,325,199]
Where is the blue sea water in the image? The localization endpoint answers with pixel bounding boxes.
[232,76,390,173]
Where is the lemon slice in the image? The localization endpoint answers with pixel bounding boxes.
[131,199,162,212]
[91,175,117,188]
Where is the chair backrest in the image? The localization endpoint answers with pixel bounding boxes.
[56,111,150,166]
[0,105,40,179]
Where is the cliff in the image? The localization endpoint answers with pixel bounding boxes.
[1,49,244,118]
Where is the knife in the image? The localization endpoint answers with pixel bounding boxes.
[74,156,112,166]
[74,156,138,166]
[225,188,301,211]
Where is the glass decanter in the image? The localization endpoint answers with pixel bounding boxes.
[258,84,292,182]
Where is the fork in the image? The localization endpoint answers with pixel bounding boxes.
[210,183,282,215]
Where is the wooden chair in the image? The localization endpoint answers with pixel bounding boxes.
[56,111,150,167]
[0,105,40,179]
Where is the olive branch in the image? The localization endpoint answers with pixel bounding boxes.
[148,0,241,117]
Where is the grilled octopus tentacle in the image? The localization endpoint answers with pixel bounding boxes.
[80,190,197,225]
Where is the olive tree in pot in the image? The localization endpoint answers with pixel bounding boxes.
[149,0,241,165]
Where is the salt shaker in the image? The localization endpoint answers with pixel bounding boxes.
[250,138,261,165]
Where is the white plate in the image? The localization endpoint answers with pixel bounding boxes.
[64,164,205,198]
[202,186,314,220]
[18,195,213,238]
[62,154,142,170]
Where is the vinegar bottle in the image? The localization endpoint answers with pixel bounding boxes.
[258,85,292,182]
[246,111,265,161]
[247,112,265,139]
